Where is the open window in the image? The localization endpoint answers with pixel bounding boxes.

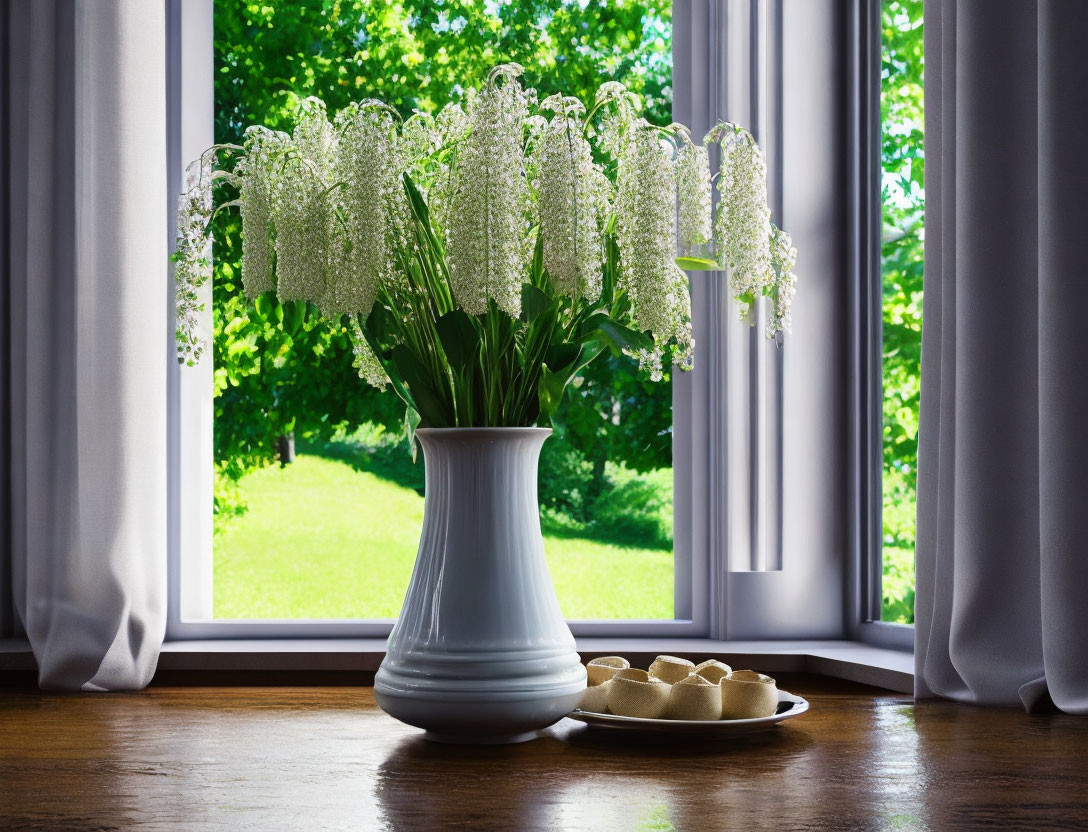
[167,0,913,650]
[169,0,708,639]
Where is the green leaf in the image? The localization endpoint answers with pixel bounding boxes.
[282,300,305,335]
[600,233,620,306]
[536,343,604,424]
[366,301,399,344]
[358,314,418,417]
[435,309,479,372]
[404,407,422,463]
[675,256,720,271]
[529,231,546,290]
[537,363,570,424]
[390,344,451,427]
[544,342,579,371]
[253,292,272,321]
[521,283,555,324]
[578,314,653,354]
[402,174,431,231]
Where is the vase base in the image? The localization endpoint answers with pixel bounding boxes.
[423,730,540,745]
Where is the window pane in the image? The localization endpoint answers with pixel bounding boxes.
[880,0,923,623]
[209,1,676,621]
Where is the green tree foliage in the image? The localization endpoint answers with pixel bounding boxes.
[553,355,672,498]
[212,1,673,514]
[880,0,923,623]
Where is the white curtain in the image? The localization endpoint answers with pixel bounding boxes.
[3,0,168,690]
[915,0,1088,714]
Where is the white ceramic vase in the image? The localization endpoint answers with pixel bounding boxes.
[374,427,586,744]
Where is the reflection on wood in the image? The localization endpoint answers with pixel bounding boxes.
[0,675,1085,830]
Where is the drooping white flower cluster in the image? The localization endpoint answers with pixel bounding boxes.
[425,103,472,239]
[674,130,713,249]
[615,125,693,373]
[768,223,798,340]
[445,64,531,317]
[396,111,439,170]
[386,109,441,269]
[275,99,336,305]
[174,155,214,365]
[234,98,410,323]
[327,101,400,317]
[597,82,696,373]
[175,68,798,390]
[593,81,640,159]
[535,95,609,300]
[237,126,287,299]
[710,125,772,310]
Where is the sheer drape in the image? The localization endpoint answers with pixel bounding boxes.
[916,0,1088,714]
[1,0,168,690]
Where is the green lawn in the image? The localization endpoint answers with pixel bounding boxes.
[214,453,674,620]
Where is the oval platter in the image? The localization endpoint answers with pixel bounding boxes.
[564,689,809,735]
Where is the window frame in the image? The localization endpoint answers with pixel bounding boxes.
[166,0,915,653]
[164,0,708,641]
[847,0,915,651]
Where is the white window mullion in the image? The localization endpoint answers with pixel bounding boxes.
[166,0,215,636]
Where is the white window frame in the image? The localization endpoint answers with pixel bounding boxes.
[165,0,710,641]
[166,0,903,650]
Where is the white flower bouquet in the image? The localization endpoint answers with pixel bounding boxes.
[174,64,798,430]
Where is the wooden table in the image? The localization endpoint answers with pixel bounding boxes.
[1,675,1086,830]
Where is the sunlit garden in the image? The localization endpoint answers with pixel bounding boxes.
[214,443,674,620]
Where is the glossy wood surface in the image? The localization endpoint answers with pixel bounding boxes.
[1,676,1086,830]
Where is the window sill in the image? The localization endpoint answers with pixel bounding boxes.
[1,637,913,693]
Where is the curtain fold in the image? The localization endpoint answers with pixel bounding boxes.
[2,0,168,690]
[916,0,1088,714]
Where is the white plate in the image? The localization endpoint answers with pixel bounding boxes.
[565,689,809,735]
